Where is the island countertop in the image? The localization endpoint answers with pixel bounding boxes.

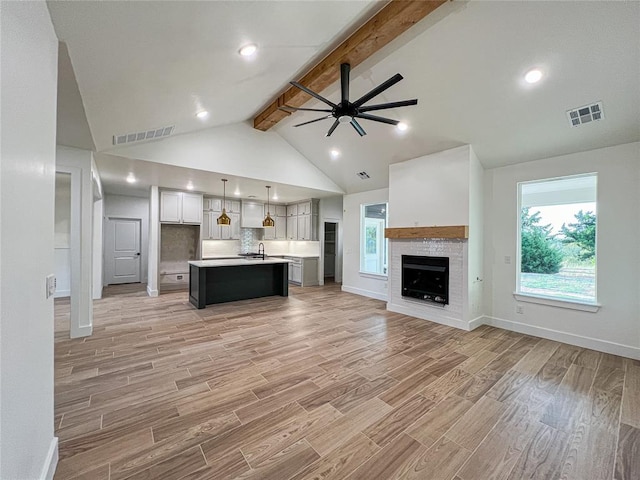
[189,258,290,268]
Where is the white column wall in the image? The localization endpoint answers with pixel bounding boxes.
[0,1,59,478]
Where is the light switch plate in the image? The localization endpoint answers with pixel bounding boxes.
[46,274,56,298]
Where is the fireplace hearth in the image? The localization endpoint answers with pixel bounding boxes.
[402,255,449,305]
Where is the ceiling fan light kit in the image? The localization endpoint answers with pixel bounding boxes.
[279,63,418,137]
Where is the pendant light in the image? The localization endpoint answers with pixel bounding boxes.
[263,185,275,227]
[217,179,231,226]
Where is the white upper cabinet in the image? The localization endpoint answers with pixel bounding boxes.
[203,198,222,212]
[298,201,312,215]
[160,191,202,224]
[275,205,287,217]
[286,204,298,217]
[286,216,298,240]
[160,191,182,223]
[182,193,203,224]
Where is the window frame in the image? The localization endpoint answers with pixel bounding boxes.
[515,173,600,311]
[359,202,389,278]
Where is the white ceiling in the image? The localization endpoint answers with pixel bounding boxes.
[50,1,640,197]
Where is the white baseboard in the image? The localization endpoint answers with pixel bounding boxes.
[40,437,58,480]
[341,285,387,302]
[147,285,159,297]
[70,325,92,338]
[485,316,640,360]
[387,302,472,331]
[53,290,70,299]
[468,315,488,331]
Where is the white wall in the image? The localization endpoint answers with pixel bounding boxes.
[110,122,344,194]
[319,195,344,284]
[104,194,150,283]
[468,147,484,320]
[0,1,59,478]
[388,145,472,228]
[484,142,640,358]
[54,173,72,297]
[93,199,103,299]
[57,146,95,338]
[342,188,389,300]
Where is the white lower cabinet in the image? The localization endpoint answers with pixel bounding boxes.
[285,256,318,286]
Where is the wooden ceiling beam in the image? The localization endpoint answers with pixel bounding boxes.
[253,0,448,131]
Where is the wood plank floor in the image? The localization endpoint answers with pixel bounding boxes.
[54,283,640,480]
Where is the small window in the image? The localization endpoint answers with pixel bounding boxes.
[517,173,597,304]
[360,203,388,276]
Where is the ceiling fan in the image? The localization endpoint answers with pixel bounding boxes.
[279,63,417,137]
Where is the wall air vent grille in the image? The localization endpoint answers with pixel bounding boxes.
[113,125,175,145]
[357,171,370,179]
[566,102,604,127]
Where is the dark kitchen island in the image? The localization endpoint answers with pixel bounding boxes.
[188,258,290,309]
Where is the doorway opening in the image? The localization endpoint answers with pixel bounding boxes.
[324,222,338,284]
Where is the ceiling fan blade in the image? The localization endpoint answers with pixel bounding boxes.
[350,118,367,136]
[325,119,340,137]
[293,115,331,127]
[358,99,418,113]
[355,113,399,126]
[290,81,337,108]
[279,105,332,113]
[352,73,403,108]
[341,63,350,104]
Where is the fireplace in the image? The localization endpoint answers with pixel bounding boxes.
[402,255,449,305]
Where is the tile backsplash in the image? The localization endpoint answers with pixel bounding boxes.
[202,236,320,258]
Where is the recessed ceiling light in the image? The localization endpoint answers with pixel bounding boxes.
[196,111,209,119]
[234,189,241,196]
[330,149,340,159]
[186,182,194,190]
[239,43,257,57]
[126,173,136,184]
[524,69,543,84]
[397,122,408,131]
[272,194,278,200]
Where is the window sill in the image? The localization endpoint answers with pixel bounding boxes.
[359,271,388,280]
[513,292,600,312]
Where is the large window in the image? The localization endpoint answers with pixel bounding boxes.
[360,203,388,276]
[517,173,597,304]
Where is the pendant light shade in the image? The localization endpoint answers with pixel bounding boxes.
[263,186,275,227]
[217,179,231,226]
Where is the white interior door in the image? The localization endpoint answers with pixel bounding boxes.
[105,217,141,284]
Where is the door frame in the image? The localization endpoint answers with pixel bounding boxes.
[103,216,142,285]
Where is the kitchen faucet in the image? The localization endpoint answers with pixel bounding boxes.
[258,242,265,260]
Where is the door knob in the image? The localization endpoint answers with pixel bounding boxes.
[135,253,140,256]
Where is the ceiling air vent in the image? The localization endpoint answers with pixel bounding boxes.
[566,102,604,127]
[357,171,370,180]
[112,125,175,145]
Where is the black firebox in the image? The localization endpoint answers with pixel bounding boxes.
[402,255,449,305]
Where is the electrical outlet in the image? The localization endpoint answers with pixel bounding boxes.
[516,305,524,314]
[504,256,511,264]
[46,274,56,298]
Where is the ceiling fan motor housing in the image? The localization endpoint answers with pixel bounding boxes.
[281,63,418,137]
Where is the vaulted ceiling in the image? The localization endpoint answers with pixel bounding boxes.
[49,0,640,198]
